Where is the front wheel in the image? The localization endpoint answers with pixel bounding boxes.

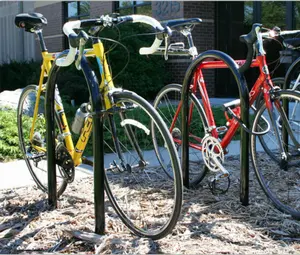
[17,85,68,197]
[251,90,300,219]
[103,90,183,240]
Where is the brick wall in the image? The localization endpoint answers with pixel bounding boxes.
[162,1,216,96]
[30,1,217,95]
[34,2,64,59]
[90,1,113,18]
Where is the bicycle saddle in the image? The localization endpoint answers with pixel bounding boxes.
[15,13,47,33]
[284,38,300,49]
[163,18,202,31]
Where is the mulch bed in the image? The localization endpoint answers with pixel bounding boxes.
[1,156,300,254]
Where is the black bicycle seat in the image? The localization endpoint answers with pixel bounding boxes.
[284,38,300,49]
[163,18,202,31]
[15,12,47,33]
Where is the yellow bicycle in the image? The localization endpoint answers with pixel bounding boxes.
[15,12,183,239]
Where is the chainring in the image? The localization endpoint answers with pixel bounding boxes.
[201,135,224,172]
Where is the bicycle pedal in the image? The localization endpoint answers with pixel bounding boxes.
[208,173,231,195]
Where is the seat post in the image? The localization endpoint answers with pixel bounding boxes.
[35,30,47,52]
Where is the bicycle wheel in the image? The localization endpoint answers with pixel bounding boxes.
[153,84,208,187]
[103,90,183,239]
[251,90,300,219]
[17,85,68,197]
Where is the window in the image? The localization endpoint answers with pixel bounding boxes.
[294,2,300,29]
[65,1,90,21]
[244,2,253,26]
[261,1,286,30]
[115,1,152,16]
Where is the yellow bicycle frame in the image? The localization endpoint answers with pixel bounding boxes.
[30,39,115,167]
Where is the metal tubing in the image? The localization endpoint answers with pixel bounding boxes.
[181,50,249,206]
[45,64,60,208]
[80,56,105,234]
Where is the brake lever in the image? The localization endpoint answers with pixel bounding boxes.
[164,35,170,60]
[75,30,89,70]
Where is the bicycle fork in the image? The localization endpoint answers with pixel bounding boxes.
[266,93,300,170]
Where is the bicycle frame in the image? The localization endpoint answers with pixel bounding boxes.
[30,38,115,167]
[171,54,292,153]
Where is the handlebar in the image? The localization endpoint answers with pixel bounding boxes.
[261,29,300,39]
[239,25,300,73]
[56,14,166,67]
[239,23,262,73]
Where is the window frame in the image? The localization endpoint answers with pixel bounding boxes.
[64,1,90,21]
[114,1,151,15]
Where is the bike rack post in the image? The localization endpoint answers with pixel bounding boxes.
[181,50,249,205]
[238,70,250,206]
[46,57,105,234]
[80,56,105,234]
[46,65,59,208]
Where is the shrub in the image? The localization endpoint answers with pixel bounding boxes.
[0,108,23,161]
[98,22,169,100]
[0,60,40,93]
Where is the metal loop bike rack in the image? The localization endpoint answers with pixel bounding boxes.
[46,55,105,234]
[181,50,250,205]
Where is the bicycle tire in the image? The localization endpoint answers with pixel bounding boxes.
[17,85,68,197]
[103,90,183,239]
[251,89,300,219]
[153,84,208,187]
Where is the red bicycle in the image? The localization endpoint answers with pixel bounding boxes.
[154,22,300,219]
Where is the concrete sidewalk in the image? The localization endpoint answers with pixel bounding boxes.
[0,139,273,190]
[0,97,275,190]
[0,160,93,190]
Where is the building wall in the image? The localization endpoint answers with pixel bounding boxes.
[157,1,216,95]
[90,1,113,17]
[0,1,216,95]
[34,2,64,60]
[0,1,35,64]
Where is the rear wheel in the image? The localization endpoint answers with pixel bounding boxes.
[103,90,183,239]
[17,85,68,197]
[153,84,208,187]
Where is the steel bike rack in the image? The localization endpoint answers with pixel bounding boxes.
[181,50,250,205]
[46,55,105,234]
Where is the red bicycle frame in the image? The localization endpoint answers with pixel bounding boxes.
[173,54,275,152]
